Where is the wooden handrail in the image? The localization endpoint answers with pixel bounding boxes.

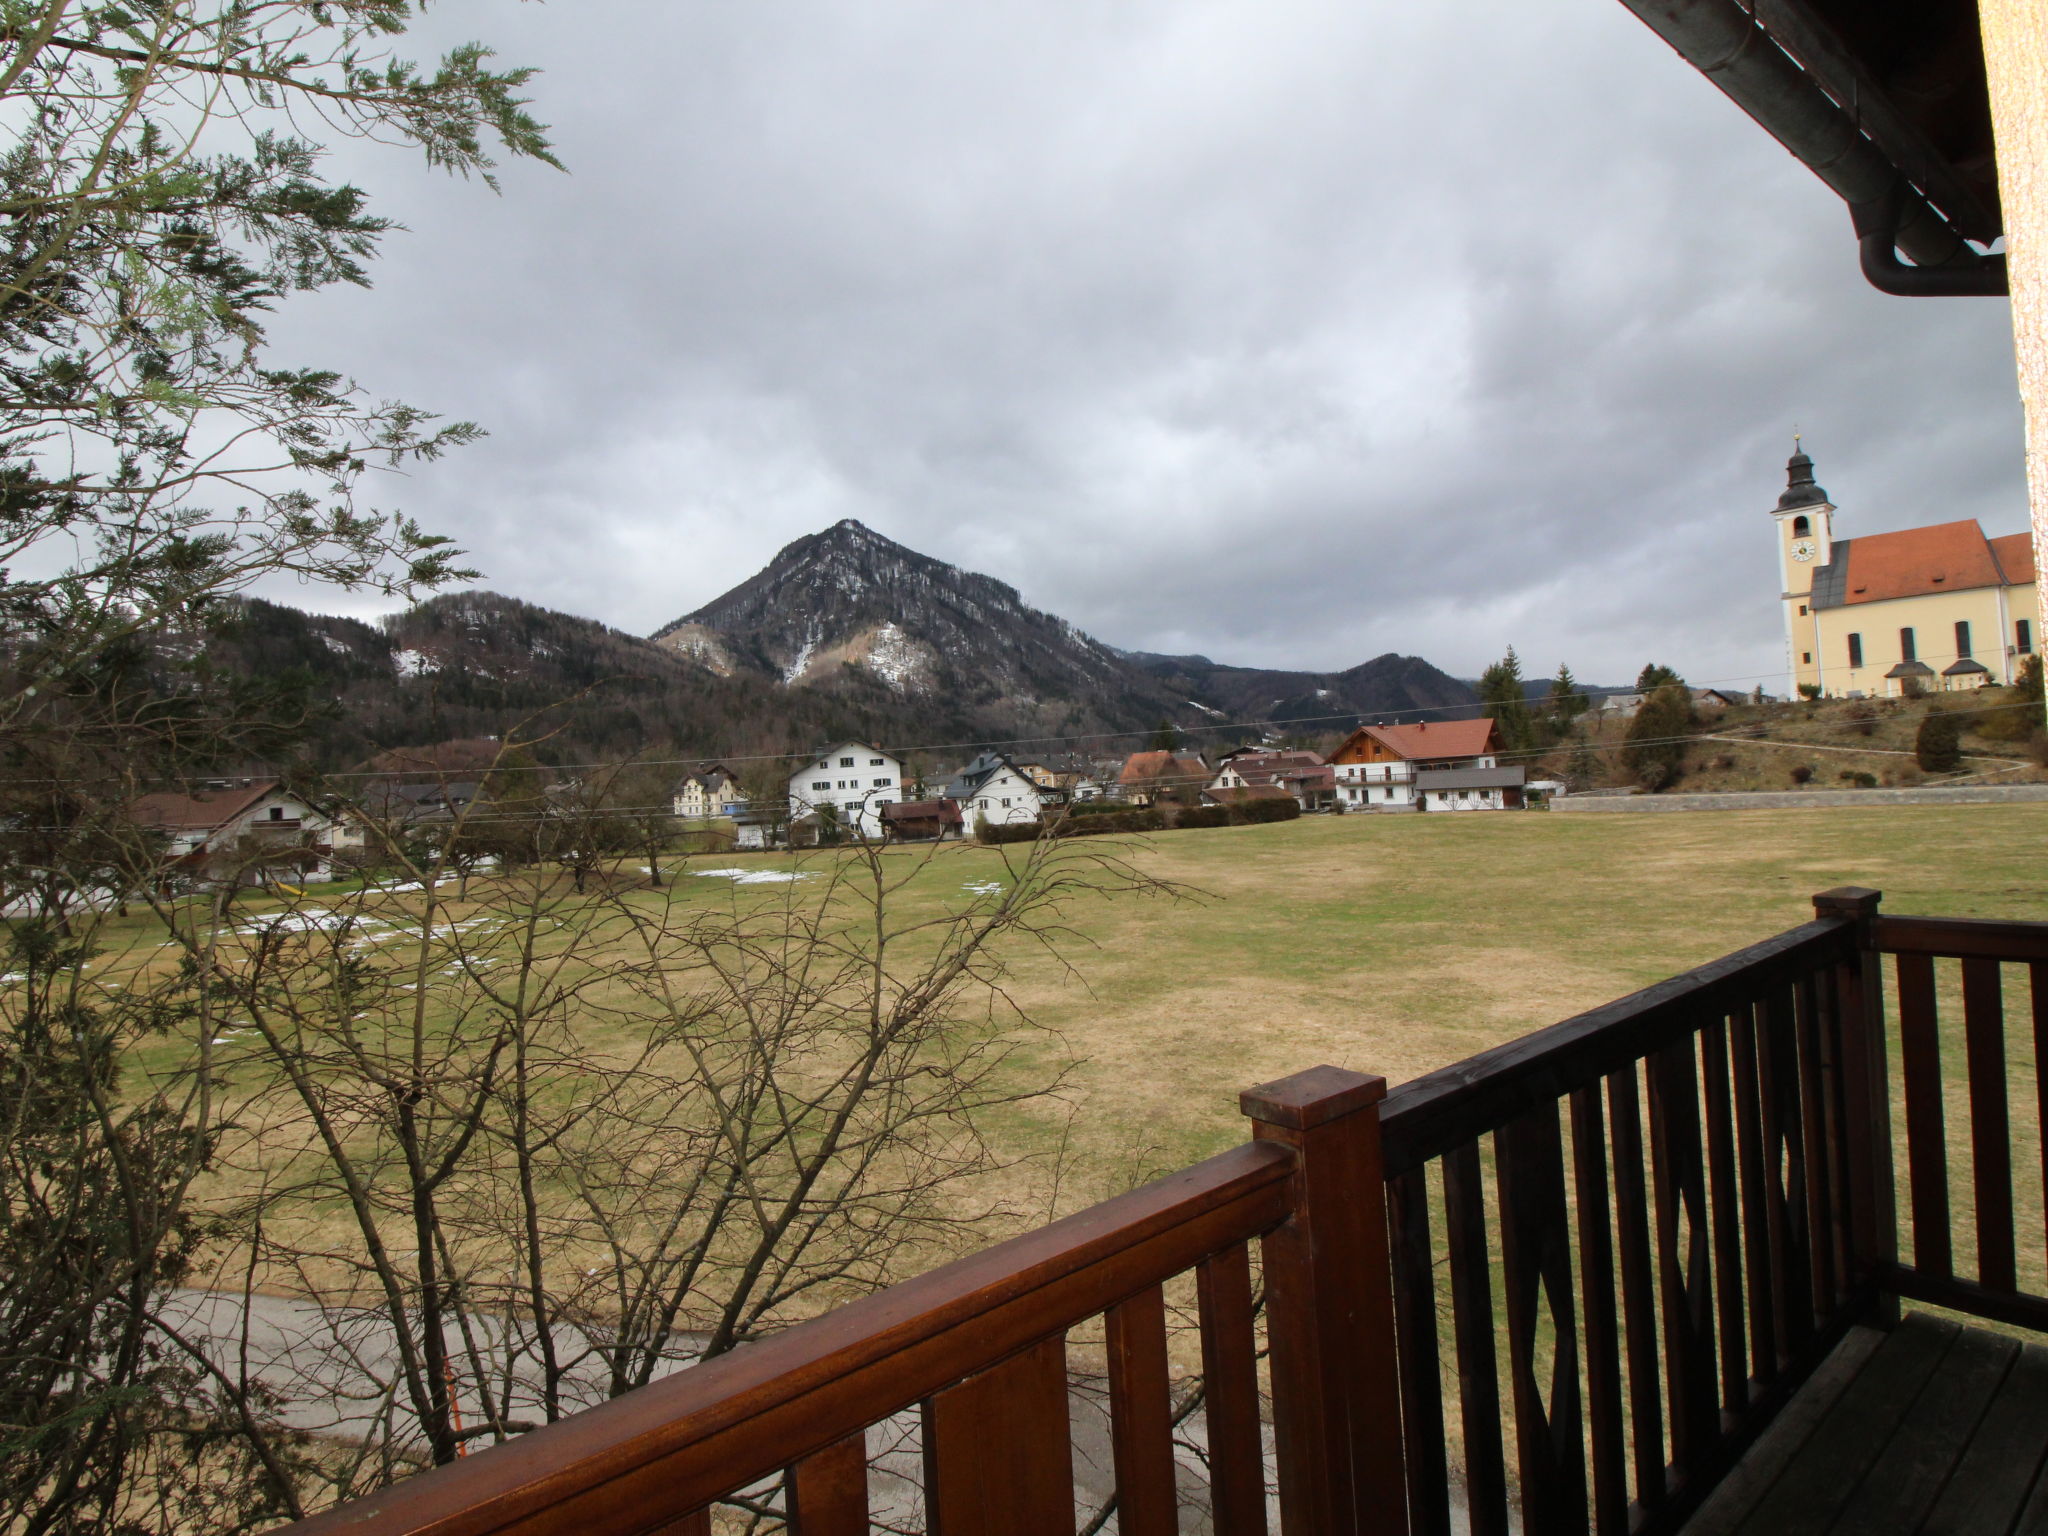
[290,1140,1296,1536]
[1875,912,2048,961]
[1379,918,1857,1175]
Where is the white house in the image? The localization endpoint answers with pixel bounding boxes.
[1326,720,1503,812]
[130,778,334,884]
[673,764,748,820]
[788,741,904,841]
[940,753,1044,826]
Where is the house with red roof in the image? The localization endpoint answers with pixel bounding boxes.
[129,777,333,885]
[1772,448,2041,698]
[1325,718,1524,812]
[1206,750,1337,812]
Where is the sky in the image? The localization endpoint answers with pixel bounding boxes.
[257,0,2028,693]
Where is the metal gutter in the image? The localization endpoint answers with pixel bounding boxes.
[1617,0,2007,296]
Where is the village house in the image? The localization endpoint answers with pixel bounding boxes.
[1205,750,1337,812]
[130,778,332,886]
[1326,718,1525,812]
[672,764,748,820]
[1774,448,2040,698]
[328,780,479,859]
[1115,750,1209,807]
[941,752,1044,827]
[879,798,964,842]
[787,741,904,841]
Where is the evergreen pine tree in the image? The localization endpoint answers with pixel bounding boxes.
[1545,664,1588,722]
[1477,646,1534,754]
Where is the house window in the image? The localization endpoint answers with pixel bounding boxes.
[869,758,884,766]
[1802,652,1812,665]
[812,781,830,792]
[1900,627,1917,662]
[873,777,892,787]
[1956,620,1973,658]
[268,806,284,821]
[2020,619,2034,654]
[1799,604,1809,616]
[840,756,854,767]
[1847,633,1863,668]
[1792,515,1811,538]
[1001,798,1012,808]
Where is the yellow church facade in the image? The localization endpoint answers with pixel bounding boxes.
[1774,450,2039,699]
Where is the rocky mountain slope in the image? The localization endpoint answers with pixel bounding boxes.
[1123,650,1482,731]
[207,520,1480,769]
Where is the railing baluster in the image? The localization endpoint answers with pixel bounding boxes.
[922,1335,1076,1536]
[1496,1102,1589,1535]
[1699,1016,1747,1415]
[1647,1037,1717,1479]
[1757,983,1815,1347]
[790,1431,867,1536]
[1963,956,2016,1291]
[1896,950,1952,1278]
[1444,1140,1510,1536]
[1815,886,1895,1314]
[1569,1085,1628,1535]
[1105,1284,1177,1536]
[2035,960,2048,1279]
[1388,1169,1450,1536]
[1195,1244,1266,1536]
[1607,1066,1665,1514]
[1794,972,1838,1309]
[1727,999,1780,1379]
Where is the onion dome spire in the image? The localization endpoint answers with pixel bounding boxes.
[1776,438,1829,510]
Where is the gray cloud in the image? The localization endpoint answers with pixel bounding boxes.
[259,0,2026,693]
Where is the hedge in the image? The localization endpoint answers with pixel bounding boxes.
[975,820,1043,845]
[1171,805,1232,829]
[1232,796,1301,824]
[1052,808,1165,837]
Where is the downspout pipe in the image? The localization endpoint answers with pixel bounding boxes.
[1617,0,2007,296]
[1851,180,2009,297]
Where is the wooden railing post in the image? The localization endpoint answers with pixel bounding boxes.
[1813,886,1897,1322]
[1241,1065,1407,1536]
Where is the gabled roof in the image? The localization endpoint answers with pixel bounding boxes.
[805,741,894,765]
[130,780,282,833]
[1206,783,1294,806]
[1117,751,1208,785]
[1810,520,2021,609]
[1334,719,1498,763]
[1214,750,1325,787]
[881,798,962,825]
[941,752,1035,802]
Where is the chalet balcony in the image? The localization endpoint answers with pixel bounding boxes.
[289,888,2048,1536]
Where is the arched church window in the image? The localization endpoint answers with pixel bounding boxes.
[1792,515,1811,538]
[1900,627,1917,662]
[1847,634,1863,668]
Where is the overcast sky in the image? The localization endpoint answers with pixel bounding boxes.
[260,0,2026,691]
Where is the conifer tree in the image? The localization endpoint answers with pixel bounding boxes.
[1477,646,1534,754]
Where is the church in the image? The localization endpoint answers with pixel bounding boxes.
[1774,448,2039,698]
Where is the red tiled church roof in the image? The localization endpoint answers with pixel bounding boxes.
[1990,532,2037,587]
[1830,520,2008,605]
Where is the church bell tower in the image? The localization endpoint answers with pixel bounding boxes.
[1771,443,1835,696]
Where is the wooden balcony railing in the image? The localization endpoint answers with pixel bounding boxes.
[291,1068,1406,1536]
[290,888,2048,1536]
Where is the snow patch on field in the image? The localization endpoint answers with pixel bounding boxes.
[692,867,818,886]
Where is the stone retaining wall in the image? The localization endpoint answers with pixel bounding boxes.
[1550,783,2048,813]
